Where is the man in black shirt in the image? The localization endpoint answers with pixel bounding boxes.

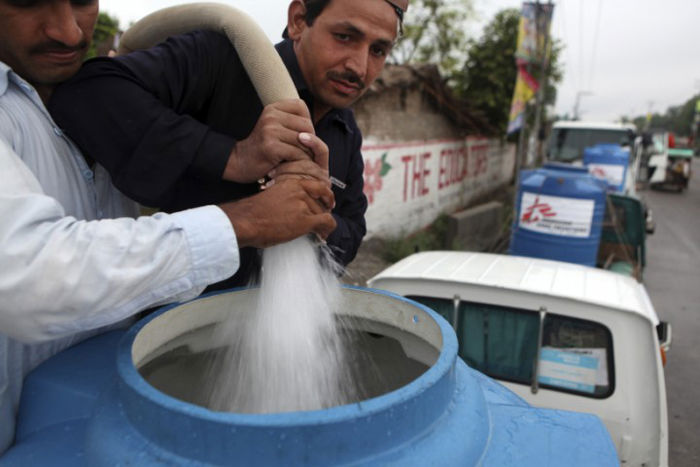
[50,0,408,286]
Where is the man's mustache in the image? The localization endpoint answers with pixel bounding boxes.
[30,40,88,55]
[327,70,365,90]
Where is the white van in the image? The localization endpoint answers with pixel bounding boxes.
[368,251,671,467]
[547,120,641,195]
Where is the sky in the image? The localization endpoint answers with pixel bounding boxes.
[100,0,700,123]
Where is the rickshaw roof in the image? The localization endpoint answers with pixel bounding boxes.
[667,148,694,158]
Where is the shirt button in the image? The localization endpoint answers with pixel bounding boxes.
[83,170,93,180]
[53,127,63,137]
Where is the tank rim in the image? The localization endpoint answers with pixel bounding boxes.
[116,285,459,427]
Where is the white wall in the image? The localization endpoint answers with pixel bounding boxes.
[362,138,516,238]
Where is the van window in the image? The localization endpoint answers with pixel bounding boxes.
[408,296,615,398]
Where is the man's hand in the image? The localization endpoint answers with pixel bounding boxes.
[222,99,329,183]
[219,178,336,248]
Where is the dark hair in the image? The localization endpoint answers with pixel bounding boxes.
[282,0,332,39]
[282,0,404,38]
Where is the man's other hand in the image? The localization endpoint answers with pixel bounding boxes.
[222,99,329,183]
[220,178,336,248]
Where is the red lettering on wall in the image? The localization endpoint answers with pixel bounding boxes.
[401,152,432,201]
[469,143,489,177]
[401,154,412,202]
[438,146,470,190]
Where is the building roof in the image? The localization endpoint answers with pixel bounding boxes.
[364,64,496,135]
[368,251,659,324]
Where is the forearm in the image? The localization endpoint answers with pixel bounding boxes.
[0,152,239,343]
[49,31,238,207]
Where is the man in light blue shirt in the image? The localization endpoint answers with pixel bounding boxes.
[0,0,336,454]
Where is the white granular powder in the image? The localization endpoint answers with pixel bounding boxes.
[207,236,354,413]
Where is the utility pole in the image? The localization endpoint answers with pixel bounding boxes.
[527,0,553,166]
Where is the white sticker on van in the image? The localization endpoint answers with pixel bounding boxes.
[560,348,608,386]
[588,163,625,187]
[518,192,595,238]
[538,347,598,393]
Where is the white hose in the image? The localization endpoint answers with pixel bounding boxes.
[117,2,299,105]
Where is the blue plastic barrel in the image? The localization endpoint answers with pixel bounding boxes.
[510,163,607,266]
[583,144,630,192]
[4,287,617,465]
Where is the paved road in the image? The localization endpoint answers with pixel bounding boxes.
[641,158,700,467]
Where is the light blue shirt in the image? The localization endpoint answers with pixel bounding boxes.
[0,62,239,454]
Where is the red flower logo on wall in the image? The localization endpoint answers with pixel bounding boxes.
[363,152,392,204]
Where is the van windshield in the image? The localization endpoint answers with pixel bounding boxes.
[548,127,633,162]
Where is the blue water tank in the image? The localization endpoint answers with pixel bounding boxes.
[583,144,630,192]
[3,287,617,466]
[510,163,607,266]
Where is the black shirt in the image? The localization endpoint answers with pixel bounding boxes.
[50,31,367,287]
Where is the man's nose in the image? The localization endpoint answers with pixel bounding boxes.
[44,1,84,47]
[344,49,368,82]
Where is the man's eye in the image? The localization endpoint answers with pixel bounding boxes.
[371,46,387,58]
[334,33,351,42]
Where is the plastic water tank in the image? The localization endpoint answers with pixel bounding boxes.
[4,287,617,466]
[583,143,630,192]
[511,163,607,266]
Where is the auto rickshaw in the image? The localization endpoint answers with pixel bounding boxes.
[647,132,693,193]
[648,147,693,192]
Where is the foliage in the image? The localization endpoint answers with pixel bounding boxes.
[452,8,563,135]
[86,12,120,59]
[381,214,451,263]
[390,0,474,81]
[628,94,699,137]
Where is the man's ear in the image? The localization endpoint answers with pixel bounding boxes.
[287,0,308,40]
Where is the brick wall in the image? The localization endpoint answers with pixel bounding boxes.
[351,70,515,238]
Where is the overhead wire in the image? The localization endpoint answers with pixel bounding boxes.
[588,0,604,92]
[578,0,584,95]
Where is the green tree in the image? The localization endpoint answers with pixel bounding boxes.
[390,0,474,81]
[87,12,120,59]
[453,8,562,135]
[630,94,699,136]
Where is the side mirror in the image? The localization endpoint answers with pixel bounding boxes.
[656,321,672,352]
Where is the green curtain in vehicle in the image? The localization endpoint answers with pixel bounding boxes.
[409,297,540,382]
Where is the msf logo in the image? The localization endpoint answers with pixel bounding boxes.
[521,196,557,223]
[590,167,607,179]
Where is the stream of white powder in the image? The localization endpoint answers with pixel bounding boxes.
[207,236,355,413]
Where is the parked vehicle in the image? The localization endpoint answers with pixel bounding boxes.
[541,121,654,278]
[547,121,641,196]
[369,251,671,467]
[647,142,693,192]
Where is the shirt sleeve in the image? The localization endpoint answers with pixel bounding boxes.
[49,30,237,208]
[326,130,368,266]
[0,139,239,343]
